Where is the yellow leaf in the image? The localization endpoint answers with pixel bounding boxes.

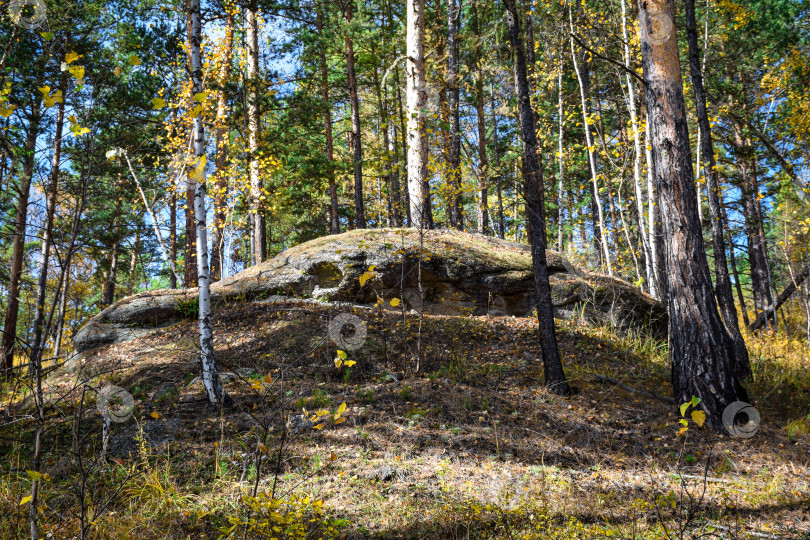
[313,423,324,430]
[390,298,401,307]
[257,443,268,453]
[251,380,262,390]
[336,350,347,360]
[189,155,206,181]
[677,426,688,436]
[42,473,51,482]
[334,357,342,368]
[114,66,123,76]
[0,104,16,118]
[345,360,356,367]
[26,470,41,481]
[151,97,166,109]
[337,402,347,416]
[690,410,706,428]
[316,408,330,417]
[68,65,85,82]
[329,451,337,461]
[150,411,160,419]
[333,417,345,424]
[65,50,82,64]
[129,54,141,66]
[19,496,31,506]
[193,91,211,102]
[359,271,377,287]
[264,373,273,384]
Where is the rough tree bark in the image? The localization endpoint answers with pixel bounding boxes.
[345,0,365,228]
[0,103,40,374]
[491,82,505,239]
[504,0,572,395]
[732,118,773,328]
[638,0,747,429]
[472,0,488,235]
[684,0,749,377]
[447,0,462,229]
[318,2,340,234]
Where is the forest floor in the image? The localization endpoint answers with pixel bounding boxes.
[2,299,809,538]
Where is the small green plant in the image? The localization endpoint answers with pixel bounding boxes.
[399,384,413,401]
[310,388,332,408]
[176,296,199,319]
[358,388,374,403]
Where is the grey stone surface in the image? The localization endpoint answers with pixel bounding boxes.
[75,229,666,353]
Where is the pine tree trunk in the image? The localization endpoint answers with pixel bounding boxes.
[732,119,772,328]
[1,104,40,374]
[491,82,505,239]
[317,3,339,234]
[638,0,747,429]
[504,0,571,395]
[472,0,488,235]
[189,0,224,405]
[447,0,462,229]
[127,229,140,296]
[211,10,234,280]
[345,1,365,228]
[684,0,749,376]
[103,200,122,307]
[406,0,431,229]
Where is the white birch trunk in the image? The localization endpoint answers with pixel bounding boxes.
[189,0,223,405]
[620,0,655,294]
[406,0,429,228]
[645,118,659,298]
[569,10,612,275]
[247,7,265,263]
[123,151,183,287]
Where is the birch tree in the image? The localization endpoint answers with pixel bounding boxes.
[189,0,225,405]
[406,0,431,229]
[247,3,266,262]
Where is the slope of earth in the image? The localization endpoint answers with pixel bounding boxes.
[73,229,667,353]
[4,299,808,538]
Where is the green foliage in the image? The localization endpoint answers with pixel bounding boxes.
[176,297,199,320]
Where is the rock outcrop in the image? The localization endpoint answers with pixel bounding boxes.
[74,229,666,352]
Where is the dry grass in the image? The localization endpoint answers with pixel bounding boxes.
[1,299,808,538]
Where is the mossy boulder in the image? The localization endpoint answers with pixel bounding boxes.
[74,229,666,352]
